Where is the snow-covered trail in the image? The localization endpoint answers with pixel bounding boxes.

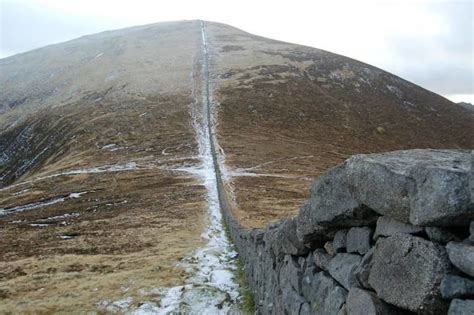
[176,20,241,311]
[113,21,241,315]
[152,20,240,314]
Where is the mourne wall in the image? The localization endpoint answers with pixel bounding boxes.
[218,149,474,314]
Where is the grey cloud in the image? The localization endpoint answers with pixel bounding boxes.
[0,1,123,57]
[1,0,472,98]
[385,1,473,95]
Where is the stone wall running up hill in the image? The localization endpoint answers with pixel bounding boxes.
[220,149,474,314]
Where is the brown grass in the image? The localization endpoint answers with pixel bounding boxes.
[209,33,474,228]
[0,92,208,312]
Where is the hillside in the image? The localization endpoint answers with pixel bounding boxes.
[0,21,209,312]
[0,20,473,312]
[205,23,473,227]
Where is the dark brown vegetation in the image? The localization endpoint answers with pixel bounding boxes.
[0,92,207,312]
[208,25,474,227]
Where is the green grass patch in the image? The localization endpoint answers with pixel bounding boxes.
[235,259,256,314]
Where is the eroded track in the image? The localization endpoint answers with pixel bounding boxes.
[127,21,242,314]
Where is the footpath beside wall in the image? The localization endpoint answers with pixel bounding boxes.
[219,149,474,314]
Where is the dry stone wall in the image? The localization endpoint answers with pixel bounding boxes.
[219,149,474,315]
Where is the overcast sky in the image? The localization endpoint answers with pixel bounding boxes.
[1,0,473,103]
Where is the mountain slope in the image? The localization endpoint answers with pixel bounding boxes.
[0,21,208,312]
[0,20,473,311]
[205,22,473,227]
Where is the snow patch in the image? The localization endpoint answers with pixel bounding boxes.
[152,286,185,315]
[40,212,80,222]
[17,147,49,174]
[69,192,86,198]
[0,191,91,216]
[106,200,128,206]
[12,188,30,196]
[9,219,26,224]
[101,143,117,150]
[0,197,66,216]
[29,223,49,228]
[101,143,124,151]
[386,84,403,99]
[131,302,163,315]
[107,21,241,314]
[0,162,140,193]
[98,297,133,313]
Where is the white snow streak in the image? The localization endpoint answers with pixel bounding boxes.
[0,162,139,192]
[147,20,240,314]
[0,191,90,216]
[101,21,241,314]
